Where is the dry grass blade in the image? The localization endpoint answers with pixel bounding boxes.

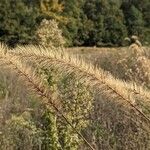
[12,45,150,124]
[0,48,95,150]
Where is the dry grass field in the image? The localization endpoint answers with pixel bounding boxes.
[0,0,149,149]
[0,44,150,150]
[67,46,150,89]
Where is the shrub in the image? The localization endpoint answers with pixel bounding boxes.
[0,115,41,150]
[36,19,66,49]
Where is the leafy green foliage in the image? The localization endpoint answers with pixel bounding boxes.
[61,0,85,46]
[0,0,149,46]
[122,5,144,36]
[0,0,38,47]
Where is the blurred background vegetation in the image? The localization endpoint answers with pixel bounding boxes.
[0,0,149,47]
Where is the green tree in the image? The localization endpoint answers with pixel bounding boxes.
[128,5,144,36]
[132,0,150,44]
[82,0,127,46]
[0,0,38,46]
[121,3,144,36]
[81,0,105,46]
[62,0,85,46]
[128,0,150,26]
[39,0,67,22]
[102,1,127,46]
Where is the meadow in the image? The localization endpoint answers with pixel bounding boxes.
[0,0,150,149]
[0,44,150,150]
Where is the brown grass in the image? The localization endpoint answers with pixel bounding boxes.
[0,44,150,149]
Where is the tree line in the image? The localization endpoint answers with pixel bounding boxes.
[0,0,149,47]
